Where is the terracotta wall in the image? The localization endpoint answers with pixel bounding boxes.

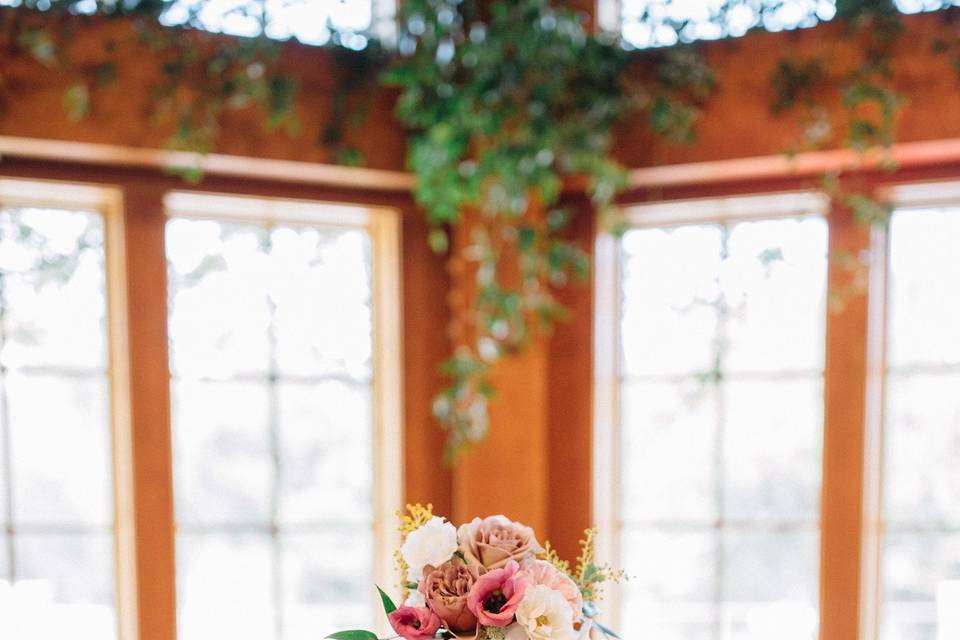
[0,11,407,170]
[2,10,957,171]
[617,10,960,168]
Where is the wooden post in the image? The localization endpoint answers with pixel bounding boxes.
[819,198,883,640]
[449,209,552,535]
[109,183,178,640]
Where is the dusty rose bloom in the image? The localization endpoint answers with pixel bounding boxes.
[420,558,482,633]
[520,558,584,621]
[458,515,545,570]
[387,605,442,640]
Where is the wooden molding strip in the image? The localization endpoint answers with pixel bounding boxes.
[0,135,415,192]
[627,137,960,189]
[4,134,960,195]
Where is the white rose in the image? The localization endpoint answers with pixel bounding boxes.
[400,516,458,582]
[516,585,575,640]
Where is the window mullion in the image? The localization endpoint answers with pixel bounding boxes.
[107,184,178,640]
[819,199,883,640]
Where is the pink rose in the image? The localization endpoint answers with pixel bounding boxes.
[520,559,584,621]
[466,560,527,628]
[388,605,442,640]
[420,559,482,633]
[458,515,546,570]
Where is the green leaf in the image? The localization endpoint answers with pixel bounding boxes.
[428,227,449,253]
[376,585,397,615]
[63,83,90,123]
[325,631,378,640]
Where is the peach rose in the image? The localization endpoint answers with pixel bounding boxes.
[520,559,584,622]
[420,558,482,634]
[458,515,545,570]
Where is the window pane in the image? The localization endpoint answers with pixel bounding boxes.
[282,530,373,639]
[167,219,271,379]
[618,0,835,49]
[882,533,960,640]
[270,227,372,380]
[621,225,722,377]
[617,207,826,640]
[721,530,819,640]
[622,528,716,601]
[160,0,382,46]
[881,204,960,640]
[884,373,960,527]
[14,533,116,640]
[723,218,828,374]
[167,206,380,640]
[173,380,271,526]
[621,528,716,640]
[0,200,116,640]
[0,209,106,370]
[887,208,960,368]
[723,379,822,522]
[8,373,112,527]
[621,379,716,523]
[277,381,372,526]
[177,533,275,640]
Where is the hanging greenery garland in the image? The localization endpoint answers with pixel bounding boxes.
[385,0,636,455]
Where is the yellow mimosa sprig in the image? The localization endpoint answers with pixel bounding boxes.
[394,503,435,597]
[575,528,626,604]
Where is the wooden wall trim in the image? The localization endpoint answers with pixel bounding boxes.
[0,135,414,193]
[626,137,960,190]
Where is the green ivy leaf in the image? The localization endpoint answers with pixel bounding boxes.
[63,83,90,122]
[376,586,397,615]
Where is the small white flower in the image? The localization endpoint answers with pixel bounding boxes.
[404,590,426,608]
[516,585,575,640]
[401,516,458,582]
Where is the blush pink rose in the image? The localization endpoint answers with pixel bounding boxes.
[388,605,442,640]
[466,559,527,628]
[458,515,546,570]
[420,558,482,634]
[520,559,584,622]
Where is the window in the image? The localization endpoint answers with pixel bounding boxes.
[879,186,960,640]
[595,193,829,640]
[165,192,402,640]
[597,0,960,50]
[160,0,397,48]
[0,180,119,640]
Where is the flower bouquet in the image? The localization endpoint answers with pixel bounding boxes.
[327,505,622,640]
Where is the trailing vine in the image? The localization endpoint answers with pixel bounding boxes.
[384,0,632,454]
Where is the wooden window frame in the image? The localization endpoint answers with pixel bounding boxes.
[592,190,830,634]
[0,175,406,640]
[0,177,137,638]
[594,173,960,640]
[863,178,960,640]
[163,190,404,629]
